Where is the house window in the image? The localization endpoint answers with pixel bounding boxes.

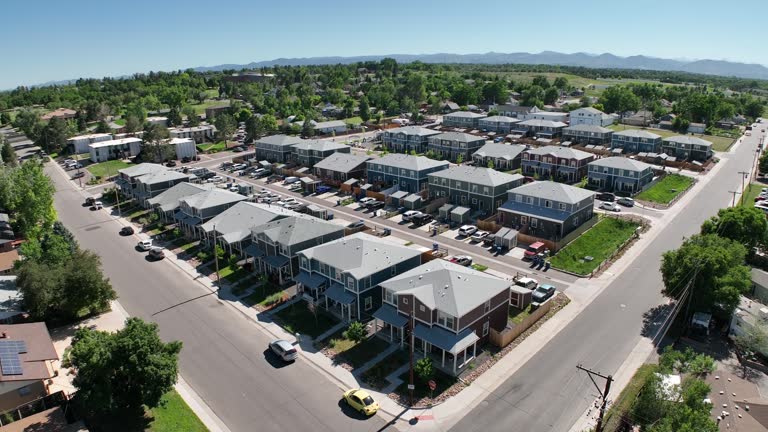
[472,198,477,204]
[391,266,397,275]
[484,300,491,313]
[515,194,522,202]
[301,257,309,269]
[521,216,528,224]
[559,203,566,210]
[384,289,394,304]
[419,305,425,312]
[531,218,538,228]
[437,311,454,329]
[526,197,533,204]
[545,200,552,208]
[347,277,355,290]
[364,297,373,311]
[335,268,343,280]
[403,297,409,305]
[482,321,490,337]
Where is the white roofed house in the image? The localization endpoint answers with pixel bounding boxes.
[296,233,422,322]
[471,143,526,171]
[442,111,487,129]
[89,137,142,162]
[372,260,511,375]
[381,126,440,154]
[66,133,112,154]
[661,135,713,162]
[313,120,347,135]
[166,137,198,161]
[200,202,296,256]
[516,119,568,139]
[169,125,216,144]
[587,157,654,194]
[478,116,521,134]
[569,107,614,127]
[313,153,371,186]
[116,163,168,199]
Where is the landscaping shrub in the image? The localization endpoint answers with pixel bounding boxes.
[343,321,367,343]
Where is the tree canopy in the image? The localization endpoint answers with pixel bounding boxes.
[701,206,768,249]
[0,161,56,236]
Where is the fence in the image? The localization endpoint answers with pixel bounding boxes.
[476,213,502,233]
[0,391,71,426]
[489,299,554,348]
[635,173,697,210]
[422,197,448,215]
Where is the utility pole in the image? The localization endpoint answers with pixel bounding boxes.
[408,301,415,407]
[213,223,221,288]
[738,171,750,203]
[577,365,613,432]
[729,190,740,207]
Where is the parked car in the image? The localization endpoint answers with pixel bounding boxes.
[523,242,546,260]
[470,231,488,242]
[514,277,538,290]
[402,210,422,222]
[269,339,298,362]
[458,225,478,237]
[92,201,103,210]
[284,202,303,210]
[366,201,385,211]
[283,176,300,185]
[358,197,376,206]
[119,226,134,236]
[148,247,165,260]
[450,255,473,266]
[232,146,244,153]
[411,213,433,226]
[347,220,365,229]
[617,197,635,207]
[600,202,621,212]
[137,240,153,251]
[165,160,177,167]
[342,389,379,416]
[531,284,556,307]
[209,176,224,183]
[482,233,497,246]
[288,183,302,191]
[72,171,85,179]
[596,192,616,202]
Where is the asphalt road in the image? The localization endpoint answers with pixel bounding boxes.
[46,164,389,432]
[449,131,765,432]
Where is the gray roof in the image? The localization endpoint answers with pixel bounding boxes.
[428,166,523,187]
[181,189,247,211]
[571,107,606,115]
[147,183,214,212]
[445,111,486,119]
[313,153,370,173]
[525,145,594,160]
[473,143,526,160]
[508,180,595,204]
[386,126,441,137]
[201,202,296,243]
[250,215,344,246]
[293,140,349,152]
[314,120,347,129]
[118,163,167,178]
[663,135,713,147]
[298,232,421,279]
[752,268,768,289]
[430,132,485,143]
[588,157,653,172]
[563,124,613,134]
[380,260,509,317]
[518,119,568,128]
[498,105,535,113]
[369,154,449,171]
[256,134,304,147]
[612,129,662,139]
[480,116,520,124]
[136,170,192,186]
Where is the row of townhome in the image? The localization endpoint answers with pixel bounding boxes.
[381,126,440,153]
[471,143,526,170]
[521,146,595,183]
[254,135,350,167]
[610,131,713,161]
[427,166,524,213]
[313,153,371,186]
[366,154,449,193]
[478,116,521,134]
[426,132,485,162]
[586,157,654,194]
[562,124,613,145]
[442,111,487,128]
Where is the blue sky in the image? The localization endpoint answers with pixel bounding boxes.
[1,0,766,90]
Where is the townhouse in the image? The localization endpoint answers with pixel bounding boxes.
[492,105,539,119]
[478,116,521,134]
[587,157,654,194]
[442,111,487,129]
[293,140,350,167]
[296,233,422,322]
[521,111,569,123]
[516,119,567,138]
[366,154,449,194]
[428,166,524,213]
[88,137,142,162]
[313,153,371,185]
[175,189,247,237]
[661,135,714,161]
[255,134,304,163]
[200,201,295,254]
[621,110,653,126]
[499,181,595,241]
[381,126,440,154]
[117,163,168,199]
[169,125,216,144]
[426,132,486,163]
[471,143,526,170]
[373,260,511,375]
[562,124,614,145]
[147,182,215,222]
[569,107,614,127]
[610,129,662,154]
[521,145,595,183]
[66,133,112,154]
[133,169,196,207]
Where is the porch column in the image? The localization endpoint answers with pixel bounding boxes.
[453,354,457,375]
[442,349,446,368]
[400,328,404,347]
[324,296,328,310]
[473,341,477,359]
[357,295,361,322]
[423,340,427,358]
[390,325,393,342]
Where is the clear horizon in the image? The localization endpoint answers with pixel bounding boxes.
[2,0,767,90]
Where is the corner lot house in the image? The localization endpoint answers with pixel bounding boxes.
[169,125,215,144]
[521,146,595,183]
[373,260,511,375]
[147,182,214,221]
[472,143,526,170]
[499,181,595,241]
[478,116,521,134]
[0,323,59,412]
[569,107,614,127]
[201,202,295,255]
[661,136,713,161]
[293,140,350,167]
[134,169,195,206]
[366,154,449,193]
[296,233,422,322]
[516,119,567,138]
[117,163,168,199]
[66,133,112,154]
[313,153,371,185]
[255,134,304,163]
[610,129,662,154]
[442,111,487,128]
[175,189,247,237]
[313,120,347,135]
[428,166,524,213]
[562,124,614,145]
[382,126,440,154]
[426,132,485,162]
[587,157,654,194]
[89,137,142,162]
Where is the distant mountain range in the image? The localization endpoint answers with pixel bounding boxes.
[193,51,768,80]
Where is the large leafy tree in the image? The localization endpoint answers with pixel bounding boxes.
[69,318,182,418]
[661,234,751,318]
[701,206,768,249]
[0,161,56,235]
[1,138,16,166]
[600,86,641,114]
[214,112,236,142]
[35,117,69,153]
[140,123,172,163]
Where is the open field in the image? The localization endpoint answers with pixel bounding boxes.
[550,217,640,275]
[636,174,694,204]
[87,160,132,178]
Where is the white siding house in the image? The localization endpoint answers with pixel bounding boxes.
[168,138,198,160]
[67,133,113,154]
[89,137,142,162]
[569,107,614,127]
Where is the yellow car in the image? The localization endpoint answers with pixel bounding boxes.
[342,389,379,416]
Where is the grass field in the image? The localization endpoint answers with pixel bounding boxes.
[636,174,694,204]
[343,116,363,126]
[550,217,640,275]
[189,100,227,115]
[608,124,735,152]
[740,183,764,207]
[87,160,132,178]
[113,118,126,126]
[196,142,227,153]
[487,72,681,97]
[148,390,208,432]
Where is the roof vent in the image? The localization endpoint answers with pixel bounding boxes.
[418,275,423,279]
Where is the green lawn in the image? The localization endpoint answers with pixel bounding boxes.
[470,264,488,272]
[87,160,133,178]
[242,282,285,307]
[189,100,227,115]
[343,116,364,126]
[325,334,392,369]
[113,118,126,126]
[608,124,734,152]
[396,368,459,401]
[550,217,640,275]
[148,390,208,432]
[273,303,338,338]
[636,174,694,204]
[360,349,409,389]
[196,142,227,153]
[740,183,764,207]
[509,305,533,325]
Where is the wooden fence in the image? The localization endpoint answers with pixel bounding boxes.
[423,197,448,215]
[489,298,554,348]
[516,214,599,253]
[477,213,502,233]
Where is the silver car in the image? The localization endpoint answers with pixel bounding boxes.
[269,339,298,362]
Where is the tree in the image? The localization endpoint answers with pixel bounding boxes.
[181,106,200,126]
[760,153,768,175]
[140,123,172,163]
[343,321,366,343]
[359,97,371,122]
[214,113,236,142]
[167,107,182,127]
[543,87,560,105]
[482,80,509,104]
[1,139,16,166]
[35,117,69,153]
[456,153,464,164]
[414,357,434,383]
[592,103,605,112]
[600,86,641,114]
[553,77,569,90]
[95,119,110,134]
[661,234,751,318]
[58,249,116,319]
[124,115,141,134]
[487,159,494,169]
[237,108,253,124]
[69,318,182,418]
[301,118,315,137]
[701,206,768,249]
[520,85,544,107]
[0,112,11,126]
[532,76,550,88]
[658,346,714,377]
[0,161,56,235]
[735,320,768,357]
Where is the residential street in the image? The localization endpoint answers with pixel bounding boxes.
[46,164,389,432]
[449,133,765,432]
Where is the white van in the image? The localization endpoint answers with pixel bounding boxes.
[284,176,300,185]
